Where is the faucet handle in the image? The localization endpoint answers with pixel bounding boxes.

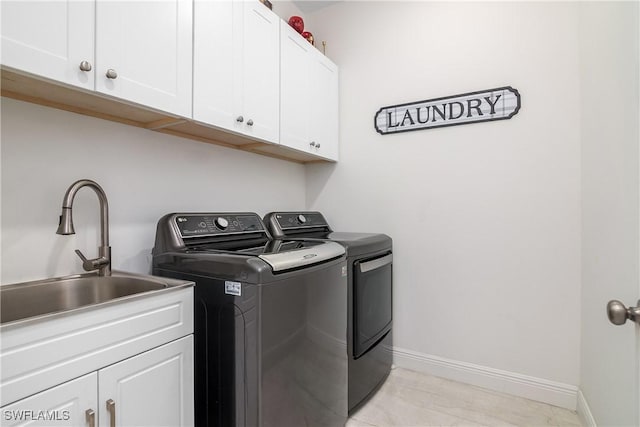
[75,249,109,272]
[75,249,93,271]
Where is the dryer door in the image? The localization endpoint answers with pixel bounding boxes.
[353,253,393,358]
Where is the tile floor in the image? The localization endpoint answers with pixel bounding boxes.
[346,367,582,427]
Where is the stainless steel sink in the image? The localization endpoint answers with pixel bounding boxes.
[0,273,186,325]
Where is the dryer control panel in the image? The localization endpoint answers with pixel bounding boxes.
[272,212,328,229]
[264,211,332,238]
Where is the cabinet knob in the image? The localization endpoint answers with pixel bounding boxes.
[316,143,321,149]
[236,116,244,123]
[105,69,118,79]
[310,142,316,148]
[79,61,92,72]
[247,119,254,126]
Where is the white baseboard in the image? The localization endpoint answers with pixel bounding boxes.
[392,346,578,410]
[577,389,597,426]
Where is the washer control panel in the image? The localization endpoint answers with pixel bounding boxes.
[175,213,264,237]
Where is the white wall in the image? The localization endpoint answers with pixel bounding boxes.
[304,0,582,405]
[579,2,640,426]
[0,98,306,284]
[272,0,305,22]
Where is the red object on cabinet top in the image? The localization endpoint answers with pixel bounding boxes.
[288,16,304,34]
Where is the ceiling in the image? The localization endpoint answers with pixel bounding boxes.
[292,0,343,13]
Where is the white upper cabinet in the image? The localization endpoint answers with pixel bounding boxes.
[240,0,280,142]
[280,22,339,161]
[95,0,193,117]
[1,0,337,162]
[0,0,95,90]
[280,21,313,152]
[1,0,192,117]
[309,50,339,161]
[193,0,235,132]
[194,0,280,143]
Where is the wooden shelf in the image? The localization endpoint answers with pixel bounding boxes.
[1,68,332,164]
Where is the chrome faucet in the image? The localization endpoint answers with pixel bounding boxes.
[56,179,111,276]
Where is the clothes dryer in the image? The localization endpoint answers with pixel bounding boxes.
[263,211,392,414]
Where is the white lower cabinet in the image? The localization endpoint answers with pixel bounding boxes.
[1,373,98,427]
[1,336,194,427]
[1,286,194,426]
[99,336,193,427]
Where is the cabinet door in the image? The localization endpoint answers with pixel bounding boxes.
[241,0,280,143]
[309,52,339,161]
[0,373,97,427]
[95,0,192,117]
[98,336,194,427]
[193,0,278,143]
[193,0,238,131]
[0,0,94,90]
[280,22,312,152]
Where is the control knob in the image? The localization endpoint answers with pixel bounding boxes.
[297,214,307,224]
[215,217,229,230]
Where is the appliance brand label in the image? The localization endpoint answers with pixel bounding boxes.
[303,254,317,259]
[374,86,520,134]
[225,281,241,296]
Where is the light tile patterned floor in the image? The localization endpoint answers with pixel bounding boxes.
[346,367,582,427]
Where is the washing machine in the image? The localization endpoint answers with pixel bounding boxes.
[152,212,348,427]
[263,211,392,414]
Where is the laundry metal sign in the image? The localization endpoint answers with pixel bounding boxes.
[374,86,521,135]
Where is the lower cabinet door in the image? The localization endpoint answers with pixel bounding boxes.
[98,336,194,427]
[1,373,98,427]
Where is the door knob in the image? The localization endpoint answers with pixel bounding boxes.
[607,299,640,325]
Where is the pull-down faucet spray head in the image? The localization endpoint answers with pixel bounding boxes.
[56,207,75,235]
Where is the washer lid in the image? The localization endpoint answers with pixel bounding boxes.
[258,241,345,272]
